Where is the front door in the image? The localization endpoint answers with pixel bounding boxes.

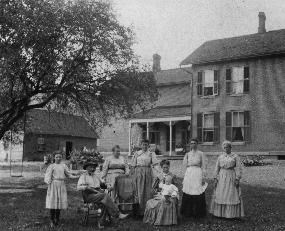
[65,141,73,159]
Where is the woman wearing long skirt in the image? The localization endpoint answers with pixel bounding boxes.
[44,153,78,227]
[101,145,130,200]
[180,138,207,218]
[210,140,244,218]
[131,139,159,216]
[143,159,179,226]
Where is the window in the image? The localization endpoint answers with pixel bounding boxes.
[197,70,219,96]
[197,112,220,143]
[226,66,250,94]
[37,137,45,152]
[149,131,160,145]
[226,111,250,142]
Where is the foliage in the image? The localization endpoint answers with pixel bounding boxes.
[70,149,104,167]
[0,0,158,140]
[241,155,270,167]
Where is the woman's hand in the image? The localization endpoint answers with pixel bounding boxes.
[213,178,218,188]
[234,179,240,187]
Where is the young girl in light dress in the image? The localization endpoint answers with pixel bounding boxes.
[158,175,179,203]
[44,153,79,227]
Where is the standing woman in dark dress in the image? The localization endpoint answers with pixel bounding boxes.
[131,139,159,216]
[180,138,208,218]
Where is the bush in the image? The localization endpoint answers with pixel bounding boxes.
[70,149,104,168]
[241,155,270,167]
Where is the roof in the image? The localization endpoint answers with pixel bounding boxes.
[25,109,98,139]
[133,105,191,119]
[155,68,191,85]
[180,29,285,65]
[133,68,191,119]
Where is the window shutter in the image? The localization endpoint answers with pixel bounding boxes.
[214,112,220,143]
[197,72,203,96]
[244,67,250,93]
[226,112,232,141]
[244,111,251,142]
[214,70,220,95]
[226,69,232,94]
[197,113,203,143]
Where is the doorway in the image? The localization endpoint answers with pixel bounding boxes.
[65,141,73,160]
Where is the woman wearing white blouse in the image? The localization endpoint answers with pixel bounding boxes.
[210,140,244,218]
[180,138,208,218]
[131,139,159,216]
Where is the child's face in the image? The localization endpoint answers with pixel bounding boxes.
[54,154,62,163]
[165,176,171,185]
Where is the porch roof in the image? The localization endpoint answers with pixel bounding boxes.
[131,105,191,122]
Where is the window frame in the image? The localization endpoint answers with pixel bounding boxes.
[226,66,250,95]
[197,112,220,144]
[226,111,251,143]
[197,70,219,97]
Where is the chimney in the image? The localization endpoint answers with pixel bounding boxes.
[152,53,161,73]
[258,12,266,33]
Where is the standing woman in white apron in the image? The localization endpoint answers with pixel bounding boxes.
[180,138,208,218]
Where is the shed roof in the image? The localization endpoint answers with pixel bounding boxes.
[26,109,98,139]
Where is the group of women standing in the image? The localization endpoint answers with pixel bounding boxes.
[44,138,244,228]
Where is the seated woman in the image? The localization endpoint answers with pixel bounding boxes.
[77,161,128,228]
[101,145,130,201]
[143,159,179,226]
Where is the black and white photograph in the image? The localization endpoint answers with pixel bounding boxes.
[0,0,285,230]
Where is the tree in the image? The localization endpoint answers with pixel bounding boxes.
[0,0,158,140]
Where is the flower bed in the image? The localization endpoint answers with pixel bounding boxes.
[241,155,271,167]
[70,149,104,170]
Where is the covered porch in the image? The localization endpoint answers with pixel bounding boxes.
[128,116,191,156]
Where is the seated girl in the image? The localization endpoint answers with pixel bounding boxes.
[143,160,179,226]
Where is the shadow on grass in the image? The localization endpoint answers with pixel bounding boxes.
[0,178,285,231]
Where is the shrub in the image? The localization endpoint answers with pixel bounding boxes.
[241,155,270,167]
[70,149,104,168]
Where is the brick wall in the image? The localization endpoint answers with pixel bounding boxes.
[192,56,285,153]
[98,119,129,153]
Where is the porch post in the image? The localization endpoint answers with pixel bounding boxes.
[128,121,132,156]
[169,121,172,156]
[146,121,149,140]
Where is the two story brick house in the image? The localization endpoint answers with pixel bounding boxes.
[180,12,285,157]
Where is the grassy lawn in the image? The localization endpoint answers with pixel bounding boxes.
[1,177,285,231]
[1,158,285,230]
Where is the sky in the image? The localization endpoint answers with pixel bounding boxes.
[112,0,285,70]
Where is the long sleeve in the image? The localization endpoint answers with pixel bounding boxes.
[171,174,178,187]
[201,152,207,178]
[101,159,110,179]
[235,155,242,180]
[151,152,159,166]
[183,153,188,166]
[124,157,130,175]
[44,164,53,184]
[213,156,221,179]
[64,164,73,178]
[130,152,138,167]
[77,174,87,191]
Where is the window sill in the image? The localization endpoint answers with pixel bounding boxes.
[200,95,217,99]
[228,93,248,97]
[201,142,215,146]
[232,142,245,146]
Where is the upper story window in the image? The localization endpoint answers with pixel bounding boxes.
[197,112,220,143]
[197,70,219,97]
[226,66,250,95]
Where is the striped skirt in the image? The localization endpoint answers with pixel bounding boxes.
[144,196,178,226]
[46,180,68,209]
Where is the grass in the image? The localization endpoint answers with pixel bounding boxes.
[0,177,285,231]
[1,158,285,230]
